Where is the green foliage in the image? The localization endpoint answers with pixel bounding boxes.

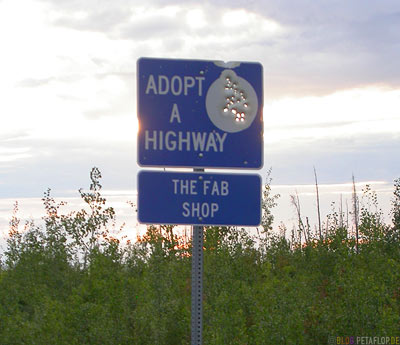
[0,169,399,344]
[390,178,400,240]
[261,168,280,233]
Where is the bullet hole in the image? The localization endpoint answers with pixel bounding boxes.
[222,75,248,123]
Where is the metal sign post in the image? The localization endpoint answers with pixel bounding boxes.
[191,167,204,345]
[191,224,203,345]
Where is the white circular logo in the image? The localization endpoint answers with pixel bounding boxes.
[205,69,258,133]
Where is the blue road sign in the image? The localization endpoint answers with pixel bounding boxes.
[137,57,263,169]
[138,171,262,226]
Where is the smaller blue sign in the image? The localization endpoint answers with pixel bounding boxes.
[138,171,261,226]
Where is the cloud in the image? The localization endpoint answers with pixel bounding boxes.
[0,147,32,163]
[17,77,56,88]
[264,87,400,142]
[0,131,29,142]
[83,98,132,119]
[17,74,88,88]
[0,135,137,198]
[265,131,400,185]
[38,0,400,98]
[121,13,185,40]
[54,7,132,33]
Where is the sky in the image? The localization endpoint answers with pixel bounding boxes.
[0,0,399,241]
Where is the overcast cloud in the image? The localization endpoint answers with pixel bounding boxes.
[38,0,400,96]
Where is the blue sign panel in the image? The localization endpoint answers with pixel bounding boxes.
[138,171,261,226]
[137,57,263,169]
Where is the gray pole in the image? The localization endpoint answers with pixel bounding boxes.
[191,168,204,345]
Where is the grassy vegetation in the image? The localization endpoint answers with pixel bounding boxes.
[0,168,399,344]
